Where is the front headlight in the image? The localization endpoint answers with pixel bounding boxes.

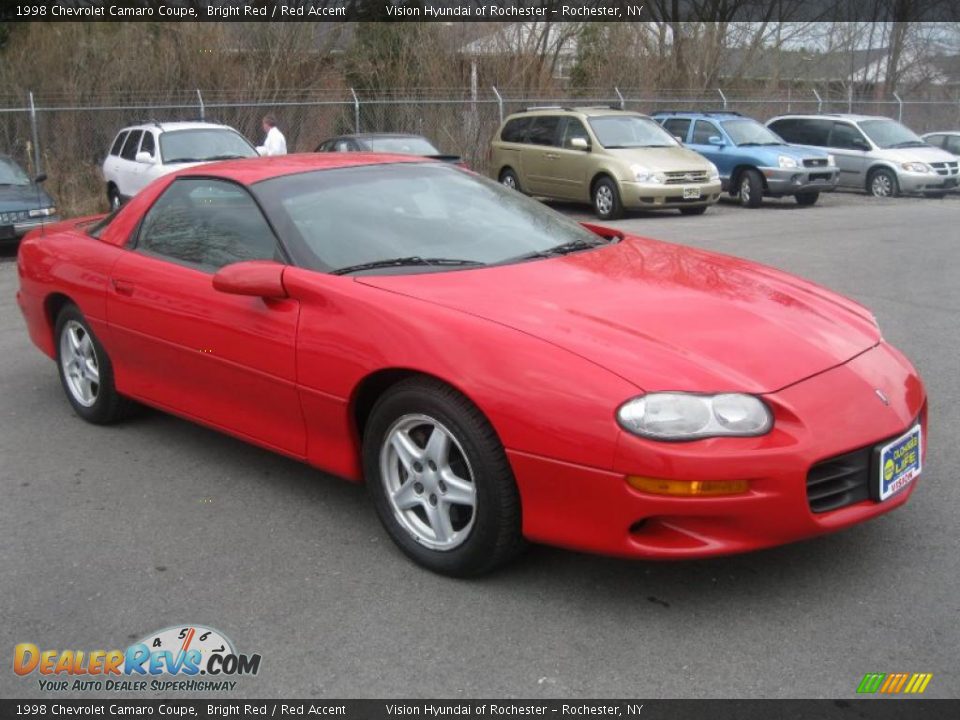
[901,161,932,173]
[706,162,719,180]
[631,164,665,184]
[617,392,773,440]
[777,155,799,169]
[827,154,836,166]
[28,207,56,218]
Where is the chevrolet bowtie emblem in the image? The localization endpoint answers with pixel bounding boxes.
[875,389,890,405]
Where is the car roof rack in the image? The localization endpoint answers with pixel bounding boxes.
[525,105,565,111]
[653,109,743,117]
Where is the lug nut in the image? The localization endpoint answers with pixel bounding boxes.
[413,462,423,473]
[429,494,438,506]
[438,480,447,493]
[413,482,424,494]
[428,460,437,471]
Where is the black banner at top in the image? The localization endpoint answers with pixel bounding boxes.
[2,0,959,23]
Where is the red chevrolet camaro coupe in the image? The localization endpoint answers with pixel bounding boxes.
[17,154,927,576]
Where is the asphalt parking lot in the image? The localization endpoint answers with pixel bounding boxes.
[1,189,958,700]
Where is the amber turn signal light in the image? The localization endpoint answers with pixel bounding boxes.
[626,476,749,497]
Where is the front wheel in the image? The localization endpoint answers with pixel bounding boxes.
[868,169,898,198]
[795,192,820,206]
[364,377,524,577]
[107,185,122,211]
[738,170,764,208]
[592,177,624,220]
[55,304,132,424]
[498,168,522,193]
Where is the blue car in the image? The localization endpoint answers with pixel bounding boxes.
[0,155,59,246]
[652,111,839,207]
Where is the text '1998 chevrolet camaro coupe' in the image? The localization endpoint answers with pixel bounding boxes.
[17,154,927,576]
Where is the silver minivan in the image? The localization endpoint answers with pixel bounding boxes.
[766,113,959,197]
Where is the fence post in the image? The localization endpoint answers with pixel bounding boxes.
[812,88,823,114]
[28,91,41,176]
[350,87,360,133]
[893,91,903,123]
[614,87,625,110]
[492,85,503,124]
[847,84,853,113]
[196,89,205,121]
[717,88,727,109]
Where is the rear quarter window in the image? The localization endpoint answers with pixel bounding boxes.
[661,118,691,141]
[110,131,129,157]
[771,119,831,146]
[500,117,531,143]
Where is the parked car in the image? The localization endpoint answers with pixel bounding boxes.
[490,107,721,220]
[0,155,58,246]
[18,154,926,576]
[653,111,838,207]
[316,133,467,167]
[922,131,960,158]
[102,121,258,209]
[767,114,959,198]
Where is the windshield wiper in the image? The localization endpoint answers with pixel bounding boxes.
[331,256,484,276]
[203,154,250,161]
[511,238,605,262]
[165,157,203,164]
[888,141,926,149]
[738,142,781,146]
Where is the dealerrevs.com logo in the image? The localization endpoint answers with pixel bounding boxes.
[14,625,261,692]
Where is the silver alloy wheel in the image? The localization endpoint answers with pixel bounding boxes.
[379,413,477,551]
[59,320,100,408]
[871,173,893,197]
[740,176,752,204]
[595,184,614,215]
[110,192,120,210]
[501,173,517,190]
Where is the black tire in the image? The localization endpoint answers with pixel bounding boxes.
[737,169,764,208]
[679,205,708,216]
[54,304,133,424]
[498,168,523,194]
[592,176,624,220]
[107,185,122,211]
[363,377,524,577]
[795,192,820,206]
[868,168,899,198]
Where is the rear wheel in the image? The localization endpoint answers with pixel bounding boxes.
[499,168,522,193]
[868,168,898,198]
[795,192,820,206]
[592,176,624,220]
[679,206,708,216]
[363,377,524,577]
[738,169,764,208]
[107,185,121,211]
[55,304,132,424]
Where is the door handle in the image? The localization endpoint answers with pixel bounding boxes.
[112,279,134,297]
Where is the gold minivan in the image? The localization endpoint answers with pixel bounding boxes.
[490,107,722,219]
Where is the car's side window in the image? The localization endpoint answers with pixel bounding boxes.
[946,136,960,155]
[691,120,720,144]
[559,118,590,149]
[120,130,143,161]
[110,131,129,157]
[772,119,831,146]
[336,140,354,152]
[500,117,531,144]
[136,178,280,272]
[527,116,561,147]
[829,122,868,150]
[661,118,691,142]
[139,132,156,158]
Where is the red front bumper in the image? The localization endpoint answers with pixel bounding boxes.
[510,342,927,559]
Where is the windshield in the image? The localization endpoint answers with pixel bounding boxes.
[363,136,441,155]
[859,119,925,149]
[722,119,784,146]
[588,115,678,149]
[159,129,257,163]
[254,163,605,274]
[0,158,31,185]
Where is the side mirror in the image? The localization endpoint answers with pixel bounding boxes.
[34,172,47,184]
[135,151,155,164]
[708,136,725,146]
[570,137,590,151]
[853,139,870,151]
[212,260,287,299]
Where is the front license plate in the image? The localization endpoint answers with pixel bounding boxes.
[876,424,922,502]
[683,187,701,199]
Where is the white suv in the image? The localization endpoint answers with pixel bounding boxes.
[102,121,258,209]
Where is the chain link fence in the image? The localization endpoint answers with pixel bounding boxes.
[3,86,959,217]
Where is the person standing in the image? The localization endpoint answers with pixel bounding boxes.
[258,114,287,156]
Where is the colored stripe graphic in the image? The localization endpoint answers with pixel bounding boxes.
[858,672,932,694]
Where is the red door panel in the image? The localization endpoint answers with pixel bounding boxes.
[106,252,305,457]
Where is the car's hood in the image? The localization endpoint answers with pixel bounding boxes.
[754,144,830,162]
[0,183,52,212]
[357,237,880,394]
[872,145,957,163]
[603,146,713,171]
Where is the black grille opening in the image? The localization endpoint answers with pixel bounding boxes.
[804,158,828,167]
[806,447,871,513]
